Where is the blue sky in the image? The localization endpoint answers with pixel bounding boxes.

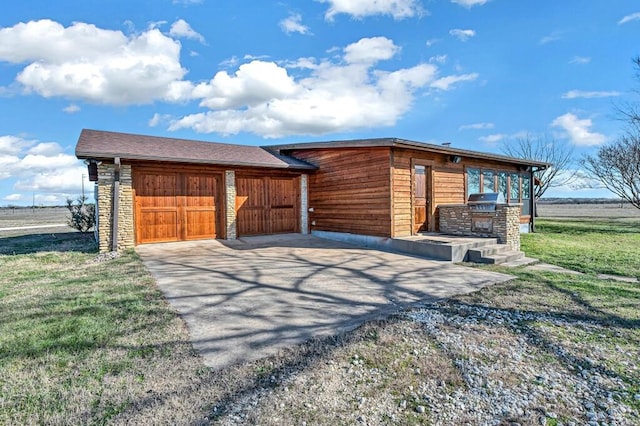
[1,0,639,205]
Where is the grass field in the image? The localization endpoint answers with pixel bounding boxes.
[0,206,639,424]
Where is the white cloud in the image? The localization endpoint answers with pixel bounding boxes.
[169,19,205,43]
[449,29,476,41]
[0,135,89,204]
[425,38,439,47]
[459,122,494,130]
[569,56,591,65]
[539,31,563,45]
[63,104,80,113]
[429,54,447,64]
[168,36,468,138]
[562,90,621,99]
[219,56,239,68]
[191,60,298,109]
[318,0,424,20]
[618,12,640,25]
[551,113,607,146]
[343,37,399,64]
[0,135,34,155]
[279,13,311,35]
[451,0,488,8]
[3,193,22,202]
[27,142,63,156]
[0,19,187,105]
[479,133,506,144]
[148,113,172,127]
[430,73,478,90]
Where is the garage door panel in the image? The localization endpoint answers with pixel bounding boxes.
[136,173,178,207]
[184,174,218,240]
[185,210,216,240]
[185,174,217,207]
[236,176,299,236]
[134,169,220,244]
[269,207,297,234]
[269,178,295,207]
[237,177,267,236]
[137,210,179,243]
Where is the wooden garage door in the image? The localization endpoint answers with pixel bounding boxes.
[134,169,221,244]
[236,176,299,236]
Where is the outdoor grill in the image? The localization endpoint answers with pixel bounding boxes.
[467,192,505,212]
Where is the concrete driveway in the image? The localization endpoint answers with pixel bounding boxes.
[136,234,513,370]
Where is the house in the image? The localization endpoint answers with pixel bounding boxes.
[75,129,548,255]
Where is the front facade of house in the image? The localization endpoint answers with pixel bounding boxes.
[75,130,548,252]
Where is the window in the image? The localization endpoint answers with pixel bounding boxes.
[498,172,508,200]
[521,175,531,215]
[467,167,531,212]
[510,173,520,201]
[483,170,495,193]
[467,168,480,195]
[414,165,426,198]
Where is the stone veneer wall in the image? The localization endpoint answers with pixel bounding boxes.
[300,174,309,234]
[225,170,237,240]
[96,163,134,252]
[439,204,522,251]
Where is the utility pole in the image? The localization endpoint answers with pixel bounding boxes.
[82,174,86,199]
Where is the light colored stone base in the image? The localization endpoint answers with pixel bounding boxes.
[439,204,521,251]
[96,163,134,252]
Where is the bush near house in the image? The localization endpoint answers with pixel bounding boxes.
[66,196,95,234]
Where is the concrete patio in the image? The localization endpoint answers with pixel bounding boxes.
[136,234,513,370]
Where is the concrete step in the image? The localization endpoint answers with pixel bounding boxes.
[467,244,511,262]
[472,250,526,265]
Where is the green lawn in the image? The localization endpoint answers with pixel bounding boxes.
[522,218,640,279]
[0,233,201,425]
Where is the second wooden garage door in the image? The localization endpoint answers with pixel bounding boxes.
[236,176,299,236]
[134,169,222,244]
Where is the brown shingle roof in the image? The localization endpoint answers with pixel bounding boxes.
[75,129,317,170]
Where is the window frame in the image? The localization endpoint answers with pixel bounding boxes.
[466,166,531,211]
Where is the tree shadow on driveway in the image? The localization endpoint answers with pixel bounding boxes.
[136,234,513,370]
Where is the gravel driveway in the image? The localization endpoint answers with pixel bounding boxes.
[137,234,513,370]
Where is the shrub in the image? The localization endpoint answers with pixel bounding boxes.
[66,196,96,234]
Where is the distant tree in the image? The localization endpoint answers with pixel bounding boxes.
[581,57,640,210]
[582,126,640,210]
[66,196,96,234]
[501,134,575,199]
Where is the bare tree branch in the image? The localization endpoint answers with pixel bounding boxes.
[501,133,575,199]
[582,132,640,209]
[581,56,640,210]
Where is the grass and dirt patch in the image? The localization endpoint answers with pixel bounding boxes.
[523,218,640,279]
[1,213,639,425]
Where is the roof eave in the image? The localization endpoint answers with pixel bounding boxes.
[391,140,551,168]
[75,151,318,170]
[269,138,551,168]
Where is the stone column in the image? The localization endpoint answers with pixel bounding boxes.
[117,165,134,250]
[225,170,237,240]
[95,163,134,252]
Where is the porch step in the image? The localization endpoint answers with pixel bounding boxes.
[467,244,526,265]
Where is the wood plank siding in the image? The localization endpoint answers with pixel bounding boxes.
[391,149,522,237]
[290,148,392,237]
